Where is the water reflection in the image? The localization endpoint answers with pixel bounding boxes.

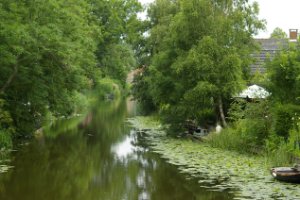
[111,131,136,159]
[0,99,233,200]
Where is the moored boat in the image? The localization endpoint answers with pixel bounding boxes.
[271,167,300,183]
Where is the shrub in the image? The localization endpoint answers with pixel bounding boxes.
[271,103,300,139]
[206,127,250,153]
[207,119,266,154]
[95,78,122,99]
[286,128,300,158]
[0,129,12,150]
[71,91,90,114]
[264,133,294,166]
[265,143,294,167]
[207,100,271,154]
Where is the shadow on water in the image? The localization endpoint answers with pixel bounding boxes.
[0,98,233,200]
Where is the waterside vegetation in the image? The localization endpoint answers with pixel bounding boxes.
[129,116,300,199]
[1,0,300,194]
[132,0,300,165]
[0,0,145,149]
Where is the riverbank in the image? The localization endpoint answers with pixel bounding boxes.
[128,116,300,200]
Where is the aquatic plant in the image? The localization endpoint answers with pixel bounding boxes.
[128,116,300,200]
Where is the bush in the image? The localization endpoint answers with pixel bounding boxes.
[95,78,122,99]
[131,68,156,115]
[0,99,14,149]
[206,127,250,153]
[264,132,294,166]
[207,119,266,154]
[271,103,300,139]
[207,100,271,154]
[71,91,90,114]
[265,143,294,167]
[0,129,12,150]
[159,103,187,136]
[286,128,300,158]
[264,120,300,166]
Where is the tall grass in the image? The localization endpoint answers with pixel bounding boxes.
[205,127,259,154]
[0,129,12,150]
[206,128,297,167]
[264,146,294,167]
[95,78,122,99]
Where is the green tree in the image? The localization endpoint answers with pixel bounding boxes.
[0,0,145,148]
[267,45,300,104]
[134,0,264,133]
[0,0,100,135]
[101,43,137,85]
[270,27,287,39]
[266,42,300,139]
[177,36,244,127]
[89,0,145,84]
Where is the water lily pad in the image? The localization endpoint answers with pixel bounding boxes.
[129,116,300,200]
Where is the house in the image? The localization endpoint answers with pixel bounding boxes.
[250,38,288,73]
[250,29,298,74]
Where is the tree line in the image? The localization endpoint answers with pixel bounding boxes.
[0,0,145,148]
[133,0,300,163]
[133,0,264,131]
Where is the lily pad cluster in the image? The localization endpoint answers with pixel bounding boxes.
[128,116,300,200]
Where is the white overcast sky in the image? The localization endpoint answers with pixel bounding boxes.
[138,0,300,38]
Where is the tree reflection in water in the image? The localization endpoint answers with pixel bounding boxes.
[0,99,232,200]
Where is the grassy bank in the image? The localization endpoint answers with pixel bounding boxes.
[128,116,300,200]
[205,129,294,167]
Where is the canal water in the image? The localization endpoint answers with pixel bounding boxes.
[0,99,233,200]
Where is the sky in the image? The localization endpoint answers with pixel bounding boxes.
[138,0,300,38]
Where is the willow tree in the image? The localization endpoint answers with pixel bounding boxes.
[134,0,264,132]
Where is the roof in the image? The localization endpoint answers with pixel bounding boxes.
[256,39,288,50]
[235,85,270,99]
[250,39,289,74]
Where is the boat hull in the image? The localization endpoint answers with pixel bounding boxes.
[271,167,300,183]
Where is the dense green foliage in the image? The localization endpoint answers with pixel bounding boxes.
[133,0,264,133]
[2,0,299,167]
[131,0,300,163]
[270,27,287,39]
[207,41,300,162]
[130,116,300,199]
[90,0,145,85]
[208,99,271,154]
[265,42,300,161]
[267,45,300,104]
[0,0,144,148]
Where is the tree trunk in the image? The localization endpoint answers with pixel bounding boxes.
[218,96,227,127]
[0,64,18,94]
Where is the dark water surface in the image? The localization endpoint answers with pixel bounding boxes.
[0,99,233,200]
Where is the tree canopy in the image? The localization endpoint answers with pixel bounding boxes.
[0,0,144,146]
[133,0,264,132]
[270,27,287,39]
